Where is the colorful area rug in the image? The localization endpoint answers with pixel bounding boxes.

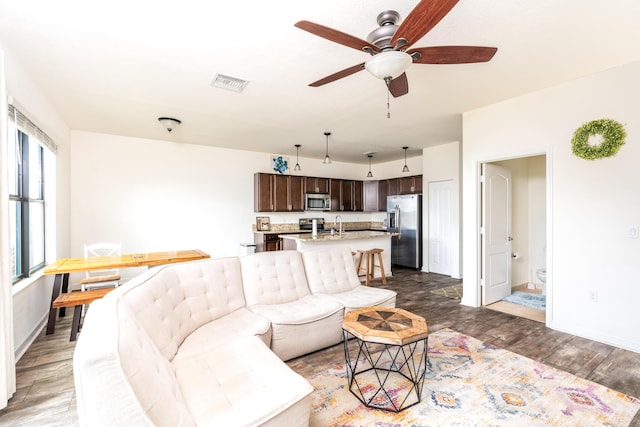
[308,329,639,426]
[430,284,463,300]
[503,291,546,310]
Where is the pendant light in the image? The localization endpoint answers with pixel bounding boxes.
[294,144,302,171]
[366,153,374,178]
[402,146,410,173]
[323,132,332,164]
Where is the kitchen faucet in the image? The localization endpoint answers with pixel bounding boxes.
[335,215,343,237]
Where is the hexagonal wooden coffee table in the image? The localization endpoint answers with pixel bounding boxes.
[342,306,429,412]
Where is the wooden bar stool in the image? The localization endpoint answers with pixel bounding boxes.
[356,248,387,286]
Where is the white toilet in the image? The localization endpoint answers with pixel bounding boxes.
[536,247,547,295]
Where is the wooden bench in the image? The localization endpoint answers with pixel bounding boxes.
[52,288,115,341]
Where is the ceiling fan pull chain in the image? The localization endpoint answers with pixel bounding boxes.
[385,77,391,119]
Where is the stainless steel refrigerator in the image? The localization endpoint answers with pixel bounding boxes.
[387,194,422,269]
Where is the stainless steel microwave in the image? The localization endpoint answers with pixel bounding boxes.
[305,193,331,211]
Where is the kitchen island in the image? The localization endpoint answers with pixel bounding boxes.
[280,230,393,279]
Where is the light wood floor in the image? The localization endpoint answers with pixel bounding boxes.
[1,268,638,426]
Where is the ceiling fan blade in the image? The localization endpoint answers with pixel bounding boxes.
[388,73,409,98]
[408,46,497,64]
[295,21,380,53]
[391,0,460,48]
[309,63,366,87]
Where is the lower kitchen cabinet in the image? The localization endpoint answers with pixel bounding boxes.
[254,233,282,252]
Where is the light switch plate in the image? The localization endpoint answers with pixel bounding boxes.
[627,225,639,239]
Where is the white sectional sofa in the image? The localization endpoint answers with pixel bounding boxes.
[73,247,396,426]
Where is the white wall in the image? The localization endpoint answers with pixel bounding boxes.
[462,61,640,352]
[422,141,461,278]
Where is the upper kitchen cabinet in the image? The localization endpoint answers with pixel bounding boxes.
[330,179,363,211]
[399,175,423,194]
[304,176,329,194]
[254,173,304,212]
[386,178,399,197]
[363,180,388,212]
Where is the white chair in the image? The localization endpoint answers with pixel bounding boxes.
[80,243,122,291]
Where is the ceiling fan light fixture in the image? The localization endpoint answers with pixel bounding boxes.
[365,50,412,80]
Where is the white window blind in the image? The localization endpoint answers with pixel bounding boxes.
[7,104,57,154]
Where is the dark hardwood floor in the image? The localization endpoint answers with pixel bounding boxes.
[1,267,638,426]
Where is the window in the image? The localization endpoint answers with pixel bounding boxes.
[8,113,47,283]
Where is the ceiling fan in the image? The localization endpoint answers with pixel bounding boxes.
[295,0,497,98]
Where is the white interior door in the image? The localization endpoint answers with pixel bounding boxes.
[481,163,512,305]
[429,180,453,275]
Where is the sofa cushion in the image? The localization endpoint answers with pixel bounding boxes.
[120,257,246,361]
[302,247,397,312]
[249,295,344,361]
[173,307,272,363]
[74,298,195,426]
[172,335,313,426]
[240,250,311,306]
[302,247,362,293]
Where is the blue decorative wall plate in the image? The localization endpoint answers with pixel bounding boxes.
[272,155,288,174]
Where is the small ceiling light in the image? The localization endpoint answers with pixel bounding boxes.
[367,153,374,178]
[323,132,332,164]
[158,117,181,133]
[294,144,302,171]
[402,146,410,173]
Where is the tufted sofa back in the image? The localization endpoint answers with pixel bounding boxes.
[119,257,246,361]
[302,247,361,294]
[240,250,311,306]
[74,297,195,426]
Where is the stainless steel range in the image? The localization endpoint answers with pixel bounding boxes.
[298,218,325,232]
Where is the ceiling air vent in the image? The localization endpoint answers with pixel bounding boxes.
[210,74,249,93]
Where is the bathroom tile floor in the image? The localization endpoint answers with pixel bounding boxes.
[487,283,546,323]
[1,267,638,426]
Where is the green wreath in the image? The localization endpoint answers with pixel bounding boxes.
[571,118,626,160]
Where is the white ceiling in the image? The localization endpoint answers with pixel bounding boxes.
[1,0,639,163]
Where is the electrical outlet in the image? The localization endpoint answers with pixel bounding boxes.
[627,225,639,239]
[589,291,599,303]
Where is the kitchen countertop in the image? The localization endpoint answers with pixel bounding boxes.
[255,228,388,235]
[279,230,394,242]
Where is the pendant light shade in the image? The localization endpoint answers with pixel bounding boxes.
[323,132,332,164]
[402,146,410,173]
[294,144,301,171]
[366,153,374,178]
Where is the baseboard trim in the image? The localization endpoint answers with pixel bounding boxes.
[15,314,47,362]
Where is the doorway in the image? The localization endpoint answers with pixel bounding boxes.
[479,155,547,323]
[428,180,454,276]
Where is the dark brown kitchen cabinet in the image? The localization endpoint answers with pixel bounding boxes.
[304,176,329,194]
[254,173,273,212]
[378,179,388,211]
[386,178,399,197]
[352,180,363,211]
[254,173,304,212]
[254,233,282,252]
[364,180,387,212]
[330,179,363,211]
[329,179,341,211]
[399,175,422,194]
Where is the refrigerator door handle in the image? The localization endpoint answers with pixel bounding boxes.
[396,206,401,238]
